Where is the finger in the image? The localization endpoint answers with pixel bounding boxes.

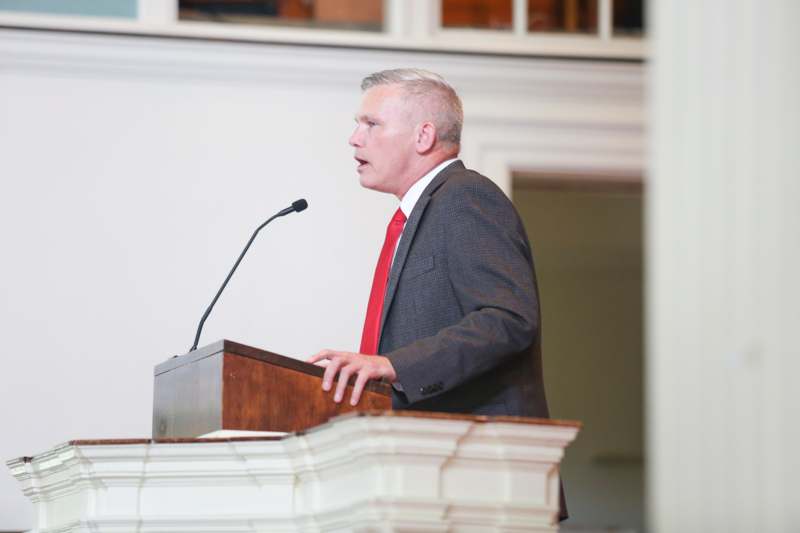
[350,370,371,406]
[312,359,330,368]
[307,350,332,363]
[322,357,343,392]
[334,364,355,403]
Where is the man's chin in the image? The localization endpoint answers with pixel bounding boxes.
[358,173,381,191]
[358,172,397,196]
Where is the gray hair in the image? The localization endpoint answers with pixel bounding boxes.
[361,68,463,146]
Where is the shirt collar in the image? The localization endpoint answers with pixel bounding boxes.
[399,158,458,218]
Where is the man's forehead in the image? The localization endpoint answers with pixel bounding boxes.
[358,85,408,115]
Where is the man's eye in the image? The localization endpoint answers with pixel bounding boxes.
[367,121,377,127]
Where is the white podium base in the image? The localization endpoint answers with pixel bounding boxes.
[7,411,579,532]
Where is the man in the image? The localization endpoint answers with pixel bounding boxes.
[308,68,553,424]
[309,70,566,520]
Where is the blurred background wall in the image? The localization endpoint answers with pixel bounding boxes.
[647,1,800,531]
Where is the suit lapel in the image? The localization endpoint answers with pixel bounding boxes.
[377,161,462,343]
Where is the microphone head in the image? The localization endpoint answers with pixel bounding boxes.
[292,199,308,213]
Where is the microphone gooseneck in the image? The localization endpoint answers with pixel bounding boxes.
[189,198,308,352]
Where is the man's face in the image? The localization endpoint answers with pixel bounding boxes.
[349,84,417,196]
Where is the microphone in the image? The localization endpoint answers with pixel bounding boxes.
[188,198,308,352]
[276,199,308,216]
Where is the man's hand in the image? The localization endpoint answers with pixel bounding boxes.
[307,350,397,406]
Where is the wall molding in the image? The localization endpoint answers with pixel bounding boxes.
[0,27,644,189]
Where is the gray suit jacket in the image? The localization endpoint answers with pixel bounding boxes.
[377,161,567,520]
[379,161,550,419]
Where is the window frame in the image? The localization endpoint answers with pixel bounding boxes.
[0,0,645,60]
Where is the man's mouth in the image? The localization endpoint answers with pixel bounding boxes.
[355,157,369,171]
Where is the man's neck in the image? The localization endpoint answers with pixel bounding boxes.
[398,158,458,219]
[396,152,458,200]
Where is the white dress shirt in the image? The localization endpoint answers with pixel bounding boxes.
[392,158,458,265]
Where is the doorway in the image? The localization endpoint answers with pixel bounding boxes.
[513,174,644,532]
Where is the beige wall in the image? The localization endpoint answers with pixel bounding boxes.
[515,185,644,531]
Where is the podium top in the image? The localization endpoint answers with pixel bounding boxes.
[60,410,582,448]
[155,339,392,396]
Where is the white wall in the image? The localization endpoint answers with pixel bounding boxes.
[647,1,800,531]
[0,28,642,529]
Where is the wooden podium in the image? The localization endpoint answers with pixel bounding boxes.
[153,339,392,438]
[11,342,580,531]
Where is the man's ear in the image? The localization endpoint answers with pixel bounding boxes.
[415,122,437,154]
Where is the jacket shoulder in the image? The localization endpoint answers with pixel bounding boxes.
[429,166,517,220]
[433,166,509,204]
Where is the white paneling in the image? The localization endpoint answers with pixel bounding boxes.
[0,28,642,530]
[647,0,800,531]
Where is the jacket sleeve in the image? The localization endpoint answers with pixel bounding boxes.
[387,175,539,405]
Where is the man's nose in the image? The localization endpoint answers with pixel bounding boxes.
[349,126,363,147]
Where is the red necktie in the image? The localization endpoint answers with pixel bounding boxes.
[359,208,407,355]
